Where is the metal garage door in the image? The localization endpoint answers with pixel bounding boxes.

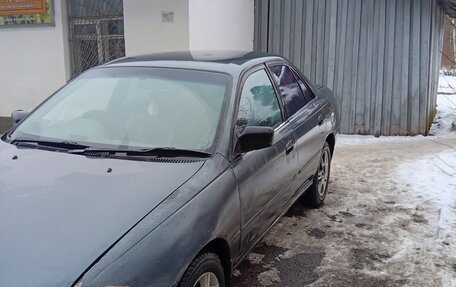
[254,0,445,136]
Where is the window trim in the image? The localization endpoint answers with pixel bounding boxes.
[265,60,318,121]
[287,64,318,101]
[229,64,286,159]
[234,65,286,129]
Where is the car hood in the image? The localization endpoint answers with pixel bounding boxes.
[0,141,205,287]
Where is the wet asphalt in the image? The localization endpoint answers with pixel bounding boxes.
[232,202,326,287]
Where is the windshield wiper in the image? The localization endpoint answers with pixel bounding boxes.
[11,138,90,151]
[68,146,212,158]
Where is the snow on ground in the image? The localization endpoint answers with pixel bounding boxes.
[329,82,456,286]
[398,150,456,241]
[438,72,456,95]
[337,134,425,145]
[434,73,456,135]
[335,87,456,285]
[394,148,456,287]
[430,93,456,135]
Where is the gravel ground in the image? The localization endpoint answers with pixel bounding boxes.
[233,134,456,287]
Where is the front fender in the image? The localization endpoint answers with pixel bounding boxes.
[79,156,240,287]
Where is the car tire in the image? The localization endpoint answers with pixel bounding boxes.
[302,142,331,208]
[178,252,225,287]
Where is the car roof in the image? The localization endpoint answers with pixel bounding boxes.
[102,51,284,75]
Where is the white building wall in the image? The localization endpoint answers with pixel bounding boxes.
[123,0,254,55]
[188,0,254,51]
[123,0,190,56]
[0,0,255,120]
[0,0,70,117]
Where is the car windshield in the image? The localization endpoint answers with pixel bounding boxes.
[10,67,229,152]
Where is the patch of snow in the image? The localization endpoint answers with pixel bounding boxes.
[430,94,456,136]
[337,133,456,149]
[397,150,456,240]
[337,134,425,146]
[433,73,456,136]
[257,268,281,286]
[438,74,456,95]
[248,252,265,265]
[394,148,456,286]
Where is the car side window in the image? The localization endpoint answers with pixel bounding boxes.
[269,64,307,117]
[294,72,315,103]
[237,69,283,128]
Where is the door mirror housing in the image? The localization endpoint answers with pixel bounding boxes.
[11,110,29,125]
[237,126,274,153]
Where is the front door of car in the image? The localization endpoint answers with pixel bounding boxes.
[231,67,297,257]
[268,63,327,191]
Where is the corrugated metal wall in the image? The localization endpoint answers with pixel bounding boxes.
[254,0,445,136]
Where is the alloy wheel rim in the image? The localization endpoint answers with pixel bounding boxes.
[317,150,329,198]
[193,272,220,287]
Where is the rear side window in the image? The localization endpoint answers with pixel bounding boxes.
[269,65,307,117]
[237,69,283,128]
[295,75,315,103]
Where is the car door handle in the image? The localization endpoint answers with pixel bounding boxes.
[286,140,295,155]
[318,114,324,126]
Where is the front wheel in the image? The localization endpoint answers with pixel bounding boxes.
[178,252,225,287]
[302,142,331,208]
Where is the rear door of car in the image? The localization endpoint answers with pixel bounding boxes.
[266,61,327,192]
[231,65,298,257]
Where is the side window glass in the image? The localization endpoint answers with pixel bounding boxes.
[293,71,315,103]
[269,65,307,117]
[237,69,283,128]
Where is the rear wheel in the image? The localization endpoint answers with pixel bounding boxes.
[302,142,331,208]
[178,252,225,287]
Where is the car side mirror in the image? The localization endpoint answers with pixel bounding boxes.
[11,110,29,125]
[237,126,274,153]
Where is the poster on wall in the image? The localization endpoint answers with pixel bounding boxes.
[0,0,54,27]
